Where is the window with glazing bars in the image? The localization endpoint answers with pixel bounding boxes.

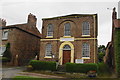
[47,24,53,36]
[45,43,52,57]
[64,23,71,36]
[82,43,90,57]
[82,21,90,35]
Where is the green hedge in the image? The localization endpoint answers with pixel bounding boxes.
[114,28,120,77]
[2,57,10,62]
[29,60,56,71]
[66,63,98,73]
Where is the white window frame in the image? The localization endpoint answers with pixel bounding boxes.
[45,43,52,58]
[47,24,53,37]
[82,43,90,58]
[0,46,6,56]
[64,23,71,36]
[82,21,90,36]
[2,30,8,40]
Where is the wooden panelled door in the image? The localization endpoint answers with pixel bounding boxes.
[63,50,71,64]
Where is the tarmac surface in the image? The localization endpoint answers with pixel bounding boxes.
[1,66,64,79]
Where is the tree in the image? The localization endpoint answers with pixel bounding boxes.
[98,45,106,62]
[98,45,105,53]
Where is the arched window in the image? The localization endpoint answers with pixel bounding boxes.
[82,21,90,35]
[45,43,52,57]
[63,45,71,50]
[47,24,53,37]
[64,23,71,36]
[82,43,90,57]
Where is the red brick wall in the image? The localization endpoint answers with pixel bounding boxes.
[40,15,98,64]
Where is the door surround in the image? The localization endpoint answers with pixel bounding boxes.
[59,41,74,65]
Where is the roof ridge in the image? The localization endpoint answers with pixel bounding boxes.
[42,14,97,20]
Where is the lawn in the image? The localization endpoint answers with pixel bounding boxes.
[12,76,120,80]
[12,76,58,80]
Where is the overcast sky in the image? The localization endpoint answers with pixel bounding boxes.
[0,0,119,46]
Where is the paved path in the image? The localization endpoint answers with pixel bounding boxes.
[19,72,64,78]
[1,67,64,79]
[2,67,25,79]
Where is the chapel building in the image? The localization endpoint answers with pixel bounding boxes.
[39,14,98,65]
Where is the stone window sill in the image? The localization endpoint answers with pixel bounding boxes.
[63,36,72,38]
[81,57,90,59]
[82,35,90,37]
[46,36,53,38]
[44,56,52,58]
[2,38,8,40]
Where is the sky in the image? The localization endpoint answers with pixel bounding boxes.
[0,0,119,46]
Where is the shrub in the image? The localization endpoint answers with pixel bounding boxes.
[97,62,110,74]
[2,43,12,62]
[98,52,105,62]
[114,28,120,77]
[29,60,56,71]
[66,63,98,73]
[26,65,33,71]
[2,57,10,62]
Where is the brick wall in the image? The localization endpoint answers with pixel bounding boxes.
[40,14,98,64]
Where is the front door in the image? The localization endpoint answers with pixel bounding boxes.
[63,50,71,64]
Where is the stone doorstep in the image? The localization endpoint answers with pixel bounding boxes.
[18,72,65,78]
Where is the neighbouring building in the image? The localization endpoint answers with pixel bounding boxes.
[0,13,41,66]
[104,8,120,71]
[39,14,98,65]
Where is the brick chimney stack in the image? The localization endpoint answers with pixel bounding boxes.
[0,18,6,27]
[112,7,117,20]
[27,13,37,27]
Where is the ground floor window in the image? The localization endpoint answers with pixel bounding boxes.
[45,43,52,57]
[0,46,6,56]
[82,43,90,58]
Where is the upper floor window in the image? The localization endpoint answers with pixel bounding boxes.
[45,43,52,57]
[64,23,71,36]
[82,21,90,35]
[47,24,53,37]
[82,43,90,58]
[2,30,8,40]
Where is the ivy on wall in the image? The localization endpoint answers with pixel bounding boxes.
[114,28,120,77]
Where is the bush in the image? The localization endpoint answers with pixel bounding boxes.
[66,63,98,73]
[97,62,110,74]
[2,43,12,62]
[98,52,105,62]
[2,57,10,62]
[29,60,56,71]
[26,65,33,71]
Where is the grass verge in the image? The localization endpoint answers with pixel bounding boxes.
[12,76,58,80]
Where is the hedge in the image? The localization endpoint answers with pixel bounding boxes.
[2,57,10,62]
[114,28,120,77]
[66,63,98,73]
[29,60,56,71]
